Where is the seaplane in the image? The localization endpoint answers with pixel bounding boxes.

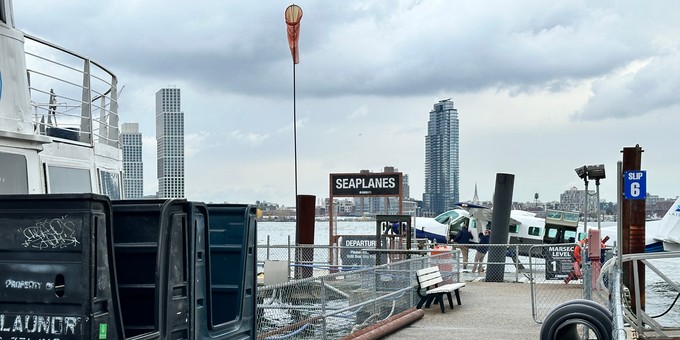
[651,198,680,251]
[409,198,680,252]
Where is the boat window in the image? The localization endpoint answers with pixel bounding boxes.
[547,228,557,238]
[0,2,5,24]
[528,226,541,236]
[99,169,122,199]
[546,211,561,219]
[46,165,92,193]
[0,152,29,194]
[509,225,519,234]
[564,230,577,242]
[563,212,579,222]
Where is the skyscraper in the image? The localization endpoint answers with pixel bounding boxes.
[156,87,184,198]
[121,122,143,198]
[423,99,459,215]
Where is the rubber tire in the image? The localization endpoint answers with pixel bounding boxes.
[540,299,612,340]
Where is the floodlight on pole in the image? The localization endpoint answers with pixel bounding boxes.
[587,164,606,230]
[575,165,589,237]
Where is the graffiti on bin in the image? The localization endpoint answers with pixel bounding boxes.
[0,314,81,338]
[4,280,51,291]
[20,217,80,250]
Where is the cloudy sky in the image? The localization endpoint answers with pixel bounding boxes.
[14,1,680,207]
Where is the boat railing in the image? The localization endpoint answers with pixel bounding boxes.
[600,250,680,338]
[24,33,119,148]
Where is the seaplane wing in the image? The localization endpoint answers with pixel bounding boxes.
[455,202,525,226]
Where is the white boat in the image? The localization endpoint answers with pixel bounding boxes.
[0,3,123,197]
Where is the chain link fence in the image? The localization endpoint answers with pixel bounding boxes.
[256,253,459,339]
[256,241,621,337]
[526,243,613,324]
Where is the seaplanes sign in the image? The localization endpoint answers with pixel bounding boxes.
[330,173,401,196]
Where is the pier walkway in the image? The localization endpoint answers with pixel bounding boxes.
[384,281,541,340]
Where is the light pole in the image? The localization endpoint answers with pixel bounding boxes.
[575,164,606,236]
[575,166,589,237]
[586,164,606,230]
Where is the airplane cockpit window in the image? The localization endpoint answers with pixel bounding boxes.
[0,152,29,194]
[434,210,460,224]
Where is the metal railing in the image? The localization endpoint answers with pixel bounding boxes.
[24,34,119,147]
[607,251,680,338]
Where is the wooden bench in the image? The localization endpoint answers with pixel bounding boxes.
[416,266,465,313]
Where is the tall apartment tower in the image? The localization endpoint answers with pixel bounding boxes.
[156,88,185,198]
[423,99,459,215]
[120,122,144,198]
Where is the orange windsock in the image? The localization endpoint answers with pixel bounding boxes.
[285,4,303,64]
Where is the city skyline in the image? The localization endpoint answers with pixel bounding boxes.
[15,2,680,206]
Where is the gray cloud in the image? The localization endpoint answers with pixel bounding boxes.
[12,1,680,206]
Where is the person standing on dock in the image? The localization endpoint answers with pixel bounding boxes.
[453,224,473,269]
[564,237,585,284]
[472,229,490,273]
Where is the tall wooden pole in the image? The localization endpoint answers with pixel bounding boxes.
[621,145,645,310]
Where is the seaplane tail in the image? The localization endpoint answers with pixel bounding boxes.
[652,197,680,251]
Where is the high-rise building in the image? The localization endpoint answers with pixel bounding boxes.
[352,166,416,216]
[423,99,459,215]
[121,122,143,198]
[156,87,184,198]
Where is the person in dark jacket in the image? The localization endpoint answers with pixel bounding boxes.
[453,225,473,269]
[472,229,490,273]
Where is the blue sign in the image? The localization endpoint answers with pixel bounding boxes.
[624,170,646,200]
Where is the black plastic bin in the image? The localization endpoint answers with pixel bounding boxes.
[0,194,123,340]
[110,199,193,340]
[202,204,257,340]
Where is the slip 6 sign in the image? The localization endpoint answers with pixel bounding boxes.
[624,170,646,200]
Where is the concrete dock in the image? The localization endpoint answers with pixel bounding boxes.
[384,281,542,340]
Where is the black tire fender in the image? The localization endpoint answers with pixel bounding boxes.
[540,299,612,340]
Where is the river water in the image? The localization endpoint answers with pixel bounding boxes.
[257,221,680,328]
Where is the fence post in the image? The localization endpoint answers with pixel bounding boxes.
[320,276,328,339]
